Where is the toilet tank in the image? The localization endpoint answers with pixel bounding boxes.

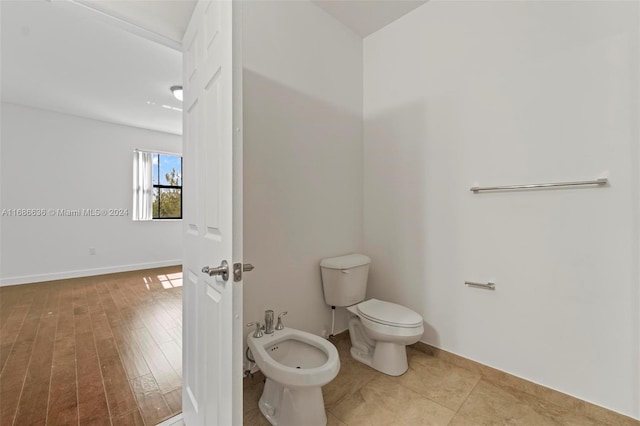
[320,254,371,307]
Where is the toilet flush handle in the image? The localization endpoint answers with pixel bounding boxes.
[340,270,350,274]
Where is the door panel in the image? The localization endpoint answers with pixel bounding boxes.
[204,72,221,238]
[204,284,222,424]
[183,269,201,414]
[182,1,242,425]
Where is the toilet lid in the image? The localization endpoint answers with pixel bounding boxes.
[357,299,422,328]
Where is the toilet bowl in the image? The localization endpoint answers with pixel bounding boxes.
[320,254,424,376]
[247,327,340,426]
[347,298,424,376]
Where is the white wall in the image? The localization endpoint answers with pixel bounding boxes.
[0,103,183,285]
[363,1,639,419]
[243,1,363,344]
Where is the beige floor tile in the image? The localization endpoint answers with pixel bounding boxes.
[412,342,487,378]
[323,355,378,411]
[327,411,348,426]
[243,407,271,426]
[243,370,266,389]
[576,402,640,426]
[550,410,617,426]
[413,342,640,425]
[451,379,640,426]
[452,379,568,426]
[331,333,354,359]
[391,348,481,411]
[322,337,378,410]
[244,334,639,425]
[330,375,455,426]
[243,372,266,414]
[243,406,346,426]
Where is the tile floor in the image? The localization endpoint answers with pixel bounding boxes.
[243,333,639,426]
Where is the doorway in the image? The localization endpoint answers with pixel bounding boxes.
[0,1,185,424]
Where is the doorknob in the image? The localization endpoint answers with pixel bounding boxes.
[233,262,255,282]
[202,260,229,281]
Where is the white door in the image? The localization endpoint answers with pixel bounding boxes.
[182,0,243,425]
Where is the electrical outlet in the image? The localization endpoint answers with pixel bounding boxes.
[89,247,96,255]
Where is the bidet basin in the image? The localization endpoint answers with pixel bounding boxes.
[248,326,339,388]
[266,339,328,368]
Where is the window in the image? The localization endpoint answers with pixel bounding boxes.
[152,153,182,219]
[133,150,182,221]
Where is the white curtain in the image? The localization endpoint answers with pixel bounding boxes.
[132,150,153,221]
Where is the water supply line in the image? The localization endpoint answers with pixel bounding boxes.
[330,306,336,339]
[244,346,255,378]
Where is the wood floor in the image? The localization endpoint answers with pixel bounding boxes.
[0,266,183,426]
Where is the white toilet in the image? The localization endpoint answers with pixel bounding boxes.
[320,254,424,376]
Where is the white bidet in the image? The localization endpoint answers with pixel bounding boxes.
[247,327,340,426]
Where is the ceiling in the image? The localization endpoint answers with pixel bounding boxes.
[76,0,197,47]
[1,0,427,137]
[87,0,429,40]
[1,0,184,135]
[312,0,427,37]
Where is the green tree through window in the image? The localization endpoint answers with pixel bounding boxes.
[152,153,182,219]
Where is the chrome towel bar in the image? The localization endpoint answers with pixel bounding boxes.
[470,178,608,193]
[465,281,495,290]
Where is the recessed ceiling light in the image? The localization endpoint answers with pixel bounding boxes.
[170,85,183,102]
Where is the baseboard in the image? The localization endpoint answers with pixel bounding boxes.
[0,259,182,287]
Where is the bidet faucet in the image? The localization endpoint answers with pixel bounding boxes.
[264,310,274,334]
[276,311,288,330]
[246,322,263,338]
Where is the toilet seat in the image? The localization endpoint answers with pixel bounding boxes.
[356,299,422,328]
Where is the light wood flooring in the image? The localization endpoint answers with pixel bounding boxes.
[0,266,183,426]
